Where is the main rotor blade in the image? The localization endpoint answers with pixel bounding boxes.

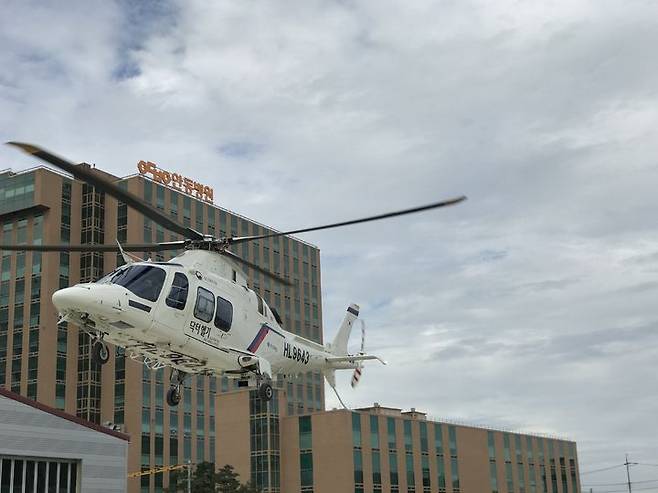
[0,241,186,253]
[6,142,204,241]
[229,195,467,245]
[220,249,293,287]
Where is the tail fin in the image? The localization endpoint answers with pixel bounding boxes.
[327,303,359,356]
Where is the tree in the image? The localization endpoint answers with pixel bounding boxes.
[167,462,219,493]
[216,464,241,493]
[237,481,261,493]
[192,462,218,493]
[166,462,261,493]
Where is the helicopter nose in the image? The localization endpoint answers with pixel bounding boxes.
[52,286,95,313]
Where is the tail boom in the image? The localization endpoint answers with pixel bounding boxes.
[325,354,387,369]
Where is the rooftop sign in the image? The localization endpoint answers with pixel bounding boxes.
[137,160,214,204]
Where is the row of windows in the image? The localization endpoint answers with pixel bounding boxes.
[0,214,43,397]
[500,433,577,466]
[354,414,460,455]
[490,431,578,493]
[193,286,233,332]
[0,172,35,215]
[0,457,78,493]
[99,265,235,333]
[77,184,105,422]
[55,182,71,410]
[353,414,462,492]
[249,391,281,492]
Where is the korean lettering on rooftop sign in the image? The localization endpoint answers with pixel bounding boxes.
[137,160,214,204]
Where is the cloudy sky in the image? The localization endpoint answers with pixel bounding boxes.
[2,0,657,488]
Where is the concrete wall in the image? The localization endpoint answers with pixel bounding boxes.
[0,395,128,493]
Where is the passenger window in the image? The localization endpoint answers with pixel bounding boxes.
[214,296,233,332]
[166,273,189,310]
[194,287,215,323]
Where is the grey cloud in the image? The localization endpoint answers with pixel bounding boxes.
[521,278,580,292]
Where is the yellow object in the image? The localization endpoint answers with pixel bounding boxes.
[127,463,190,478]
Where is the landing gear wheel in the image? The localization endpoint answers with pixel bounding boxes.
[91,341,110,365]
[259,381,273,402]
[166,387,182,407]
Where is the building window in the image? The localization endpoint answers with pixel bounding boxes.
[156,184,165,210]
[389,451,399,487]
[488,431,496,460]
[406,453,415,490]
[249,389,280,492]
[506,462,514,493]
[387,417,397,450]
[353,449,363,485]
[419,421,428,453]
[448,426,457,456]
[352,413,362,448]
[490,462,499,493]
[515,434,523,463]
[504,434,512,462]
[370,415,380,449]
[451,457,460,491]
[300,452,313,488]
[404,420,412,452]
[372,450,382,487]
[299,416,312,450]
[518,462,526,493]
[0,457,78,493]
[422,455,430,490]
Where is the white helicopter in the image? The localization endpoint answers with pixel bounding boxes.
[5,142,466,407]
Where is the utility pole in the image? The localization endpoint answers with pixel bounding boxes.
[187,460,192,493]
[624,454,638,493]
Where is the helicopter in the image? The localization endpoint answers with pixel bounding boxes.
[3,142,466,406]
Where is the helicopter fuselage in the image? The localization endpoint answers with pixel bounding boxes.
[53,249,349,380]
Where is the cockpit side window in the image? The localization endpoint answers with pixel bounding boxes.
[256,294,264,315]
[166,272,189,310]
[110,265,166,302]
[194,287,215,323]
[214,296,233,332]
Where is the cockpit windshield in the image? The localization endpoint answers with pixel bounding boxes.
[97,265,166,302]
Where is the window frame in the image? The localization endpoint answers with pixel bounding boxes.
[165,272,189,311]
[214,296,233,332]
[193,287,215,323]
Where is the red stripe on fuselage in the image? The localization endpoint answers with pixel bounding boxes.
[247,325,270,353]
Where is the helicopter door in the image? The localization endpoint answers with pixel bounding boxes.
[160,272,191,345]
